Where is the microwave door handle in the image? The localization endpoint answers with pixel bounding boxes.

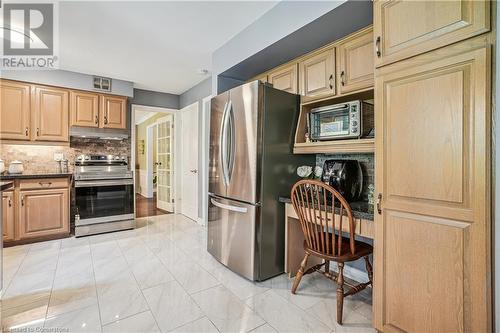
[211,198,248,213]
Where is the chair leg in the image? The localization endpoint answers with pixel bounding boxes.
[291,253,309,294]
[364,256,373,284]
[325,260,330,274]
[337,262,345,325]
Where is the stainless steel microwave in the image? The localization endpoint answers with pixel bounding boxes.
[308,100,372,140]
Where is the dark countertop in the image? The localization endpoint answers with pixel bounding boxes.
[278,196,374,221]
[0,172,73,180]
[0,181,14,191]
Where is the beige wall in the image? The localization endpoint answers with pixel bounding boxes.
[135,113,169,170]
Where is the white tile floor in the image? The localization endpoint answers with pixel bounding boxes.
[1,214,375,333]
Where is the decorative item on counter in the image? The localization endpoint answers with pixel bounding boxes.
[8,160,24,174]
[0,159,4,174]
[304,132,311,143]
[59,159,69,173]
[297,165,323,180]
[367,184,375,205]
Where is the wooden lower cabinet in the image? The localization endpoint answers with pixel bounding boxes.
[18,188,69,240]
[2,191,15,241]
[374,39,491,332]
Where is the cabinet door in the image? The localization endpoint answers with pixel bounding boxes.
[374,42,490,332]
[2,191,15,241]
[19,188,69,239]
[0,80,31,140]
[268,64,298,94]
[374,0,490,67]
[70,91,99,127]
[100,95,127,129]
[33,86,69,142]
[299,48,335,100]
[337,28,374,94]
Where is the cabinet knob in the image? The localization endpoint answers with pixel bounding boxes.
[376,193,382,214]
[340,71,345,86]
[104,115,108,124]
[21,195,24,206]
[375,36,381,58]
[8,198,12,207]
[329,74,334,90]
[25,127,29,136]
[36,128,40,136]
[95,115,98,124]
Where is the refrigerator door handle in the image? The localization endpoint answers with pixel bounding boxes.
[220,101,230,185]
[227,100,236,183]
[211,198,248,213]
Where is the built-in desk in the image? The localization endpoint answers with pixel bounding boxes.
[279,197,374,277]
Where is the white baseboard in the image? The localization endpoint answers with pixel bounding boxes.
[330,262,369,283]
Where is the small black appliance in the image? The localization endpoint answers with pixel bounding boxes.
[322,159,363,202]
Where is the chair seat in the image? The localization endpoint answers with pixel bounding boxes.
[304,235,373,263]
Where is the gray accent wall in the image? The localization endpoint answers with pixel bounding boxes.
[211,1,345,93]
[130,88,179,109]
[179,77,211,109]
[1,69,134,97]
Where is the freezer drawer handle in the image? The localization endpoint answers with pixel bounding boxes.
[211,198,248,213]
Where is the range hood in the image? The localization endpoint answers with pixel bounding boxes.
[70,126,130,140]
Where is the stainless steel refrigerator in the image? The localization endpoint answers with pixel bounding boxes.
[208,80,314,281]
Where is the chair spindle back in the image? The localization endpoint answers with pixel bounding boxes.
[291,179,356,256]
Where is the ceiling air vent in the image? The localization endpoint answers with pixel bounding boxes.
[93,76,112,92]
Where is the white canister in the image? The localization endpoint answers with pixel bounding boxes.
[8,160,24,174]
[0,159,4,173]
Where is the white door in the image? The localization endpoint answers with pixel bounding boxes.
[156,116,174,211]
[180,103,199,221]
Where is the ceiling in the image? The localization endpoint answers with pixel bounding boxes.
[59,1,279,95]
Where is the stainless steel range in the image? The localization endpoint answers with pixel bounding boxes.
[73,154,135,237]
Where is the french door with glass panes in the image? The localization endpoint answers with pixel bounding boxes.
[156,116,174,211]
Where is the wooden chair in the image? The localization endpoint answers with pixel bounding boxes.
[290,179,373,325]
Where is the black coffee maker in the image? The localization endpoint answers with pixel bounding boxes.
[322,160,363,202]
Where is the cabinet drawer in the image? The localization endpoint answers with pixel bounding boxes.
[20,178,69,190]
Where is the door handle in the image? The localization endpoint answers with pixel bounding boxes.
[211,198,247,213]
[95,115,98,124]
[377,193,382,214]
[36,128,40,136]
[21,195,24,206]
[329,74,334,90]
[25,127,29,136]
[340,71,345,86]
[190,169,198,173]
[8,198,12,207]
[104,115,108,124]
[375,36,381,58]
[38,181,52,187]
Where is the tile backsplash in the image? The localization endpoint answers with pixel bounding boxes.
[316,153,374,201]
[1,137,131,174]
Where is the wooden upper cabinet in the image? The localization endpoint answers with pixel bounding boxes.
[18,188,69,239]
[2,191,15,241]
[374,0,490,67]
[0,80,31,140]
[337,28,374,94]
[70,91,99,127]
[268,63,298,94]
[374,40,491,332]
[32,86,69,142]
[299,47,335,100]
[100,95,127,129]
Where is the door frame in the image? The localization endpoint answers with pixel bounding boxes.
[200,95,212,226]
[131,104,179,215]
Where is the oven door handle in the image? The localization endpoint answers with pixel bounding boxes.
[75,179,134,187]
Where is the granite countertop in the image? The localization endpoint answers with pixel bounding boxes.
[0,181,14,191]
[278,196,374,221]
[0,172,73,180]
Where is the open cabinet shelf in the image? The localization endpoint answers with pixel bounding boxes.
[294,138,374,154]
[293,89,374,155]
